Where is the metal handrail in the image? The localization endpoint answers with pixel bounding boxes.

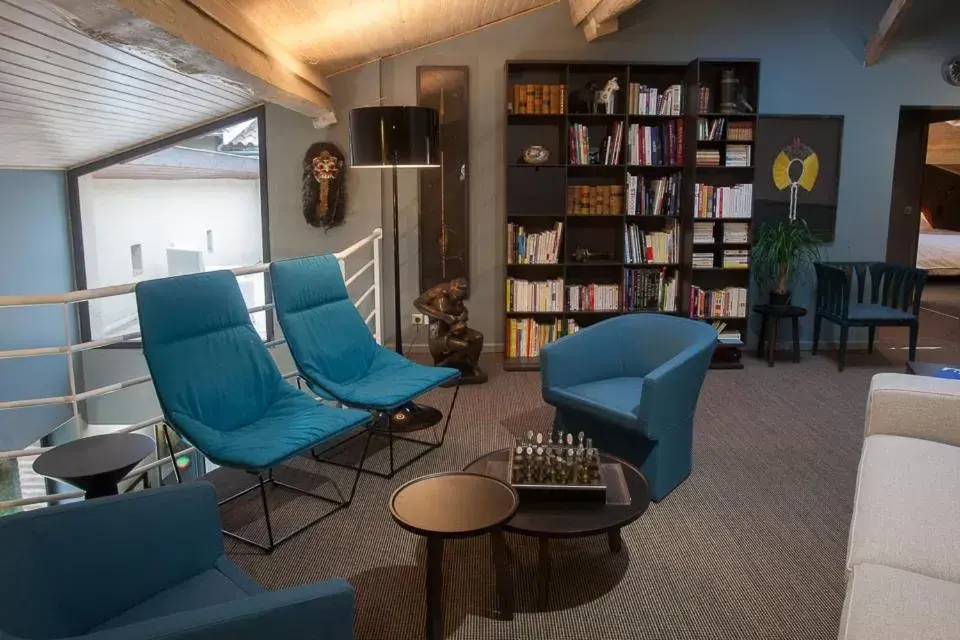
[0,228,383,510]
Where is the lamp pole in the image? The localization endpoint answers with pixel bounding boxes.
[392,154,403,355]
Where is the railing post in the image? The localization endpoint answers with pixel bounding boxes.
[338,258,346,281]
[373,232,383,345]
[61,302,79,426]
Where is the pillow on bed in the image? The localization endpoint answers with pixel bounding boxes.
[920,210,934,231]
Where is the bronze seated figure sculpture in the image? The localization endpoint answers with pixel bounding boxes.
[414,278,487,384]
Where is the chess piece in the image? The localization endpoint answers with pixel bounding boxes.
[414,278,487,384]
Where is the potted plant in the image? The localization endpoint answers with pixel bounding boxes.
[751,219,821,306]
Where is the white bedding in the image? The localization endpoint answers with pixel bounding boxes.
[917,229,960,275]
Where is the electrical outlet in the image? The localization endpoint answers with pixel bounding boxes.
[412,313,427,325]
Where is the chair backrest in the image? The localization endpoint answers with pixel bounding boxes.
[270,255,378,390]
[868,263,927,314]
[136,270,284,440]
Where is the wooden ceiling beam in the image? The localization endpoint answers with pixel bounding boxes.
[45,0,335,124]
[864,0,913,67]
[569,0,642,42]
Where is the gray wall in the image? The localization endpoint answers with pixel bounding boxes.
[323,0,960,347]
[0,170,76,450]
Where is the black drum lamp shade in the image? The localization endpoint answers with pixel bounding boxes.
[349,106,440,168]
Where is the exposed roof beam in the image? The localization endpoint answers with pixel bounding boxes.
[864,0,913,67]
[45,0,335,124]
[569,0,642,42]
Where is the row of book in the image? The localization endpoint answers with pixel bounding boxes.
[624,269,677,312]
[723,249,750,268]
[626,121,684,166]
[567,284,620,312]
[689,286,748,318]
[512,84,566,114]
[507,222,563,265]
[693,221,751,244]
[693,252,715,269]
[506,278,564,312]
[628,84,682,115]
[625,224,679,264]
[725,144,752,167]
[568,185,624,215]
[696,118,756,142]
[569,123,623,165]
[694,183,753,218]
[626,173,681,217]
[506,318,580,359]
[711,321,744,345]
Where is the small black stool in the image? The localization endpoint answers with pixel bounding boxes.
[753,304,807,367]
[390,472,518,640]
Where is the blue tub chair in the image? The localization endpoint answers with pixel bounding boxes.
[136,270,373,552]
[0,483,355,640]
[541,314,716,501]
[270,255,460,478]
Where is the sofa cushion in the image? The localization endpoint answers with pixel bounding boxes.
[847,303,915,321]
[847,435,960,582]
[92,567,252,632]
[838,563,960,640]
[544,377,644,428]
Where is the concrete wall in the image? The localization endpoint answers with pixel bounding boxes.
[0,170,76,450]
[322,0,960,347]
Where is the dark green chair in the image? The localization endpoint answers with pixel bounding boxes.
[812,262,927,371]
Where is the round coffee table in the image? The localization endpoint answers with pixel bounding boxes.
[464,449,650,607]
[33,433,155,499]
[390,472,519,640]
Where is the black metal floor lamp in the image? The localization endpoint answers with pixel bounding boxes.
[349,106,444,430]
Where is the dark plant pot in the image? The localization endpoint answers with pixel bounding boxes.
[768,291,791,307]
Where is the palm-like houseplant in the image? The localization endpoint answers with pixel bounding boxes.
[751,219,821,306]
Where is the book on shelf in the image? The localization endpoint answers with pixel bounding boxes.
[626,173,681,216]
[567,283,620,312]
[507,222,563,264]
[689,286,748,318]
[693,221,715,243]
[626,121,684,166]
[625,223,678,264]
[722,222,750,243]
[710,322,744,345]
[627,83,682,115]
[507,317,565,359]
[697,118,726,141]
[693,252,714,269]
[725,144,752,167]
[569,122,624,165]
[726,121,754,141]
[694,183,753,218]
[512,84,566,114]
[506,278,564,312]
[722,249,750,268]
[624,268,677,312]
[567,185,623,215]
[696,149,721,166]
[698,86,711,113]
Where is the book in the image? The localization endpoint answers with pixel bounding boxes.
[625,223,678,264]
[624,268,677,312]
[567,283,621,312]
[689,286,748,318]
[506,278,564,312]
[694,183,753,218]
[507,222,563,264]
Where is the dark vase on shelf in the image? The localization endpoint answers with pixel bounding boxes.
[768,291,790,307]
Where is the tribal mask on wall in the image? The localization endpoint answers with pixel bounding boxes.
[302,142,346,230]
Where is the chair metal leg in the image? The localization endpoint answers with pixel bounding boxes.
[258,474,275,551]
[162,424,182,485]
[908,323,919,361]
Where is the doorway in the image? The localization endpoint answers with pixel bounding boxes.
[884,107,960,362]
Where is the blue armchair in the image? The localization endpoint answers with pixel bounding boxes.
[136,270,373,552]
[270,255,460,479]
[0,483,354,640]
[541,314,716,501]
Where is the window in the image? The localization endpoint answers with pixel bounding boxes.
[69,107,269,342]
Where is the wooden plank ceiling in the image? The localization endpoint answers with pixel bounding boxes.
[221,0,558,74]
[0,0,256,169]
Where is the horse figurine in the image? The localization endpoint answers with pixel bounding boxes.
[596,77,620,114]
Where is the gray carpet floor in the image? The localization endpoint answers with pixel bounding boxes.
[210,347,918,640]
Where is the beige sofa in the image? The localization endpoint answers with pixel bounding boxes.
[839,373,960,640]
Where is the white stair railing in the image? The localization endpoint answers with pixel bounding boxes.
[0,228,383,511]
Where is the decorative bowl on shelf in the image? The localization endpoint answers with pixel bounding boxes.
[521,145,550,165]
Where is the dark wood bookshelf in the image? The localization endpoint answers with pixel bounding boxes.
[504,59,760,370]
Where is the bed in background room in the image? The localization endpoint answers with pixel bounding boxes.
[916,212,960,275]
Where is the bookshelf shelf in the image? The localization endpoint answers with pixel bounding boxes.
[504,58,759,370]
